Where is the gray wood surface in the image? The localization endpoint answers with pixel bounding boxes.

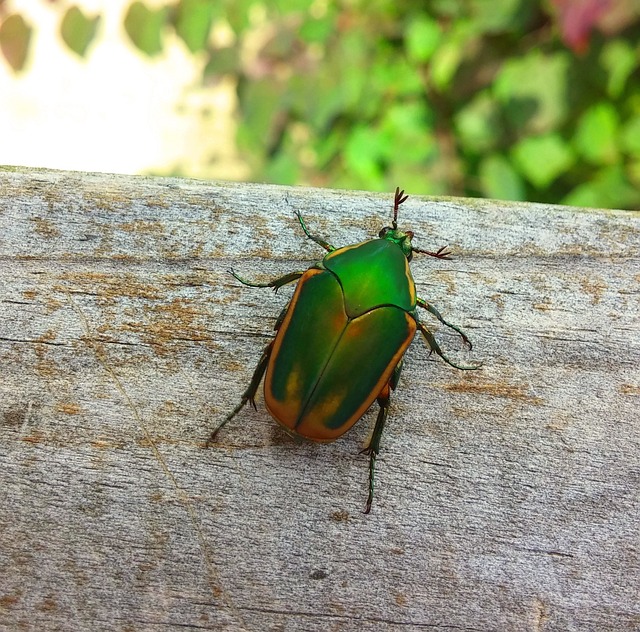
[0,166,638,632]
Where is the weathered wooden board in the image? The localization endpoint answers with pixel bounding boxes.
[0,166,638,631]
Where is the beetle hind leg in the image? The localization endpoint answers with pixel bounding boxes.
[360,361,403,514]
[360,395,389,514]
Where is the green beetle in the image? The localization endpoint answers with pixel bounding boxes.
[208,188,480,512]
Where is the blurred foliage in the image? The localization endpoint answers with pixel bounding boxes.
[60,6,100,57]
[1,0,639,209]
[0,13,31,72]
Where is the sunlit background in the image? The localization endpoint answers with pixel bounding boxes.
[1,0,639,209]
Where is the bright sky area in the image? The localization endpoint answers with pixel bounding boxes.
[1,0,248,180]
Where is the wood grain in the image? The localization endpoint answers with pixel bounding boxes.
[1,166,639,631]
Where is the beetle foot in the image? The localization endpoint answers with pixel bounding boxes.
[418,320,481,370]
[359,444,379,514]
[206,395,252,447]
[363,454,377,514]
[417,298,473,348]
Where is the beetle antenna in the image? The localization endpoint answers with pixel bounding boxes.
[393,187,408,230]
[413,245,453,260]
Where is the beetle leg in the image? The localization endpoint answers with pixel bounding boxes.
[416,320,482,371]
[206,304,290,447]
[229,269,303,293]
[416,297,473,349]
[206,340,273,446]
[412,245,453,260]
[360,393,389,514]
[294,211,336,252]
[389,359,404,390]
[360,361,402,514]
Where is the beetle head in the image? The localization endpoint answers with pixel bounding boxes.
[378,225,416,260]
[379,188,452,262]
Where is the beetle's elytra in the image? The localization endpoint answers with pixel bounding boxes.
[208,188,481,513]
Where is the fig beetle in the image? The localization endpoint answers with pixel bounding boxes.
[208,188,480,513]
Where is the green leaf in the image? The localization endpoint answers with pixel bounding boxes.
[468,0,533,33]
[620,116,640,157]
[271,0,313,14]
[628,161,640,190]
[299,14,335,45]
[175,0,217,53]
[387,163,439,195]
[600,40,637,99]
[60,6,100,58]
[430,39,463,91]
[124,1,166,56]
[343,125,386,183]
[0,13,32,72]
[336,28,373,107]
[313,127,342,167]
[264,150,300,185]
[405,15,441,63]
[371,54,423,98]
[479,154,526,200]
[429,20,476,91]
[573,102,619,165]
[494,50,570,133]
[512,133,575,189]
[204,46,240,76]
[454,91,501,153]
[429,0,465,18]
[224,0,257,34]
[289,71,344,131]
[431,42,462,90]
[379,102,436,164]
[237,79,285,158]
[562,165,639,210]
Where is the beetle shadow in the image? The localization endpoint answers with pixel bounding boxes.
[267,422,305,446]
[265,406,378,448]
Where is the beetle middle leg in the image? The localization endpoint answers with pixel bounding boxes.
[417,297,473,348]
[416,319,482,371]
[360,362,403,514]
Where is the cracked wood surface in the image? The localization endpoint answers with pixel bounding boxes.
[0,166,639,632]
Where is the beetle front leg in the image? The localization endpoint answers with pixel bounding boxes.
[417,297,473,349]
[230,269,303,293]
[417,320,482,371]
[294,211,336,252]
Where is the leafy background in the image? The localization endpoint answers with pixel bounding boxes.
[1,0,639,209]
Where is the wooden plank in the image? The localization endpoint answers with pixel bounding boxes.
[0,166,639,631]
